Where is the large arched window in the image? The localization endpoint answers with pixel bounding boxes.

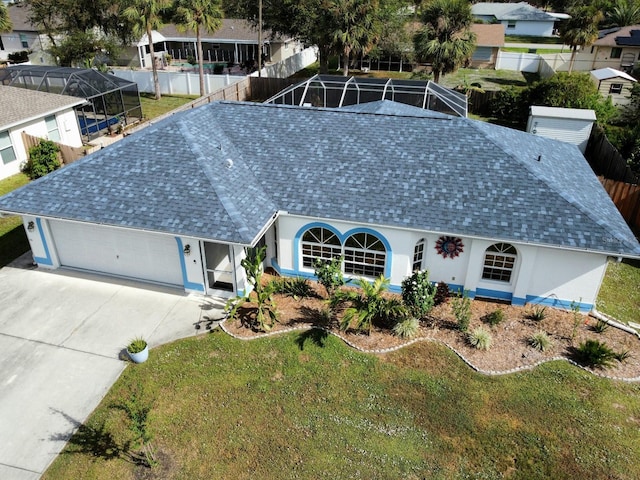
[301,227,341,268]
[482,243,517,282]
[413,238,426,271]
[344,232,386,277]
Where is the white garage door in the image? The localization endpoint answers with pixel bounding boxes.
[49,221,183,286]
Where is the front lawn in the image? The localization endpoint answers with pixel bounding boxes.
[139,93,199,121]
[597,259,640,324]
[44,331,640,479]
[0,173,30,267]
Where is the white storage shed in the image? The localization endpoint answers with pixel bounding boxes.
[526,106,597,154]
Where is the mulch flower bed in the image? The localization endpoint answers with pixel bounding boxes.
[222,275,640,380]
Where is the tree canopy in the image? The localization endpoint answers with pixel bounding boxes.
[413,0,476,83]
[558,6,603,73]
[0,3,12,33]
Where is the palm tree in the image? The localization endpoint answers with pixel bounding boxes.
[0,2,12,34]
[174,0,223,97]
[608,0,640,27]
[123,0,171,100]
[413,0,476,83]
[559,6,603,74]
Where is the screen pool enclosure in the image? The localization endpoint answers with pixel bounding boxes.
[265,75,468,117]
[0,66,142,141]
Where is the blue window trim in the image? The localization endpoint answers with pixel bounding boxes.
[174,237,204,292]
[33,218,53,266]
[293,222,392,278]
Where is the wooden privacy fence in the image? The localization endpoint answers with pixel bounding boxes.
[599,176,640,231]
[586,128,639,184]
[21,132,87,165]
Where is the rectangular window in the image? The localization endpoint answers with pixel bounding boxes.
[19,34,28,49]
[0,131,17,165]
[507,22,516,29]
[609,83,623,94]
[45,115,61,142]
[611,47,622,59]
[482,254,515,282]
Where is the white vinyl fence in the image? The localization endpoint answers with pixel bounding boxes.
[495,51,540,72]
[251,47,318,79]
[111,69,244,96]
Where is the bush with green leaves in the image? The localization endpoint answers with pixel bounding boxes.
[468,327,492,351]
[484,308,504,327]
[615,350,631,363]
[592,319,610,334]
[270,276,314,299]
[528,305,547,321]
[21,139,61,179]
[392,317,420,339]
[225,246,278,332]
[313,256,346,299]
[433,281,450,306]
[451,291,471,332]
[574,339,616,368]
[529,331,552,352]
[401,270,436,318]
[332,275,406,335]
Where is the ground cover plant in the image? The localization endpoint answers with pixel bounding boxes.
[43,331,640,479]
[0,173,30,267]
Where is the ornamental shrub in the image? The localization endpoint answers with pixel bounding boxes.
[483,308,504,327]
[574,340,616,369]
[433,281,450,306]
[22,139,61,179]
[468,327,492,351]
[529,331,552,352]
[392,317,420,339]
[401,270,436,318]
[451,291,471,332]
[313,257,345,298]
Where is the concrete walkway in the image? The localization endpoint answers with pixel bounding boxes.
[0,254,225,479]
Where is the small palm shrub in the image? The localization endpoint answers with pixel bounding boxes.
[392,317,420,339]
[592,319,610,333]
[484,308,504,326]
[528,305,547,321]
[574,340,616,368]
[451,292,471,332]
[270,276,314,299]
[434,281,450,306]
[401,270,436,318]
[614,350,631,363]
[529,331,552,352]
[468,327,492,350]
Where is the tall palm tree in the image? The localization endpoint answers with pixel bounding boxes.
[123,0,171,100]
[0,2,12,34]
[608,0,640,27]
[413,0,476,83]
[559,6,603,74]
[174,0,223,97]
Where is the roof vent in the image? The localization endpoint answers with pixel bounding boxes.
[226,158,234,169]
[537,155,541,162]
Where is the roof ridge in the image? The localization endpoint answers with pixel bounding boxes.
[464,120,635,249]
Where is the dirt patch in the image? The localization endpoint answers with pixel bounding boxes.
[223,276,640,380]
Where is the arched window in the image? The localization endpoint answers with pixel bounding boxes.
[413,238,425,271]
[482,243,517,282]
[344,232,386,277]
[301,227,341,268]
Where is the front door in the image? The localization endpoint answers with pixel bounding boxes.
[202,242,235,295]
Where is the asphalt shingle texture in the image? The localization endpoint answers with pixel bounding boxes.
[0,100,638,256]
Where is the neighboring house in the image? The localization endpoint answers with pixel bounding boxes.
[526,106,596,154]
[0,85,84,181]
[0,3,47,62]
[590,67,637,106]
[470,24,505,68]
[0,101,638,312]
[591,26,640,73]
[134,19,303,70]
[472,2,560,37]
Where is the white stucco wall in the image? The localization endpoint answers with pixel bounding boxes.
[272,214,608,311]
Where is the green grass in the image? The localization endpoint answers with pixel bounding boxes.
[597,259,640,324]
[139,93,199,121]
[44,331,640,479]
[505,35,564,44]
[502,47,565,54]
[0,173,30,267]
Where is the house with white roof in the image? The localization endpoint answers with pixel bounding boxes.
[472,2,561,37]
[590,67,637,106]
[0,100,638,312]
[0,85,84,181]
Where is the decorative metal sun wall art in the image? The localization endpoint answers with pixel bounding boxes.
[435,236,464,259]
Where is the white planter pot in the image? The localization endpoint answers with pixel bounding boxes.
[127,344,149,363]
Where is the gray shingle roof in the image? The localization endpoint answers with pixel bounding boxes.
[0,101,638,257]
[472,2,556,21]
[0,85,85,130]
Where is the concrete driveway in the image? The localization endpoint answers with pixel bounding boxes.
[0,254,225,479]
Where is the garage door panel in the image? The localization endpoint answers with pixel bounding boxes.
[49,221,183,286]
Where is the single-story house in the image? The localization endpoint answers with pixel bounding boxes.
[471,2,561,37]
[0,85,84,181]
[0,3,50,62]
[0,100,638,312]
[591,26,640,73]
[470,24,505,68]
[134,19,303,70]
[590,67,637,106]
